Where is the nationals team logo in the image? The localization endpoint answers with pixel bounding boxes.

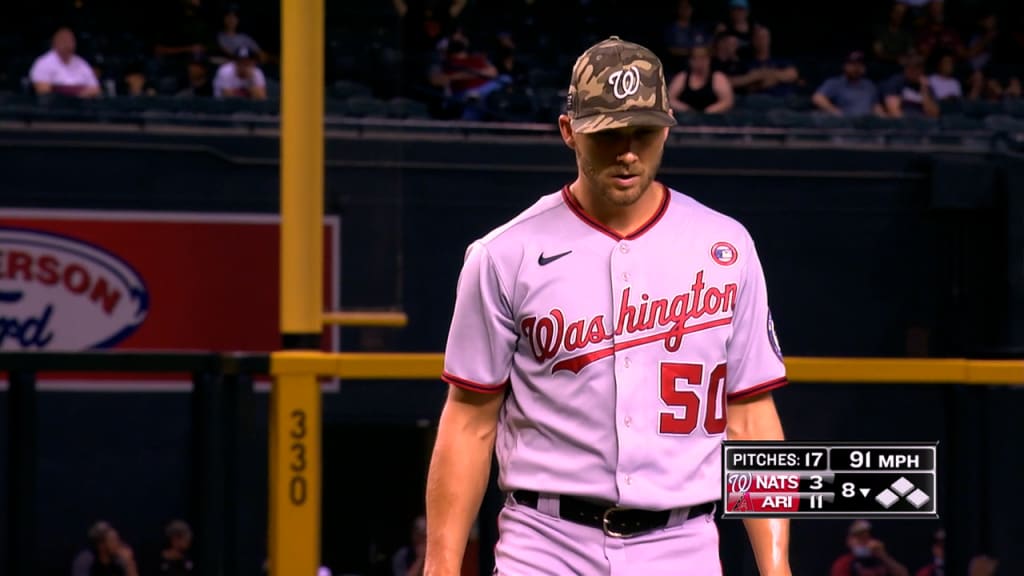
[728,472,754,511]
[521,270,737,374]
[0,227,149,350]
[608,66,641,99]
[710,242,737,266]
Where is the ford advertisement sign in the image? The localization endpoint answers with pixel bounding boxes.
[0,227,149,350]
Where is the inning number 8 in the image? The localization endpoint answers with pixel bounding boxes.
[659,362,728,435]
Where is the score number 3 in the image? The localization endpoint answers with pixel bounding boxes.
[659,362,727,435]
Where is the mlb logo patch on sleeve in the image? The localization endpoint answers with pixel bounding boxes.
[710,242,737,266]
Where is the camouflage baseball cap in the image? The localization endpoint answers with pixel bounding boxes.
[566,36,676,134]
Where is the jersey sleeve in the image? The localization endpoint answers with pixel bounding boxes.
[441,241,516,393]
[725,235,787,401]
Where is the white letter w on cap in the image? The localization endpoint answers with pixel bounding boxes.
[608,66,641,99]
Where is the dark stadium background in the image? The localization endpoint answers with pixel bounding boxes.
[1,1,1022,575]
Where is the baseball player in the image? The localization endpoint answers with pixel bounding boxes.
[426,36,791,576]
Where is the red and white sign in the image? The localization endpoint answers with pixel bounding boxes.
[0,209,340,388]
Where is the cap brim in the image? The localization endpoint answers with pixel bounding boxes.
[571,109,677,134]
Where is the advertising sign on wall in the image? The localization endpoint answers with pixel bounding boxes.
[0,209,340,389]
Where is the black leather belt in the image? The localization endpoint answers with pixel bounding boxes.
[512,490,715,538]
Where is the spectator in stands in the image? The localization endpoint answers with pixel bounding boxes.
[711,32,746,81]
[914,528,944,576]
[158,519,193,575]
[121,60,156,97]
[29,27,101,98]
[830,520,909,576]
[873,2,914,69]
[177,57,213,98]
[216,5,264,65]
[927,51,962,102]
[663,0,706,73]
[493,32,528,89]
[71,520,140,576]
[715,0,756,62]
[154,0,212,64]
[969,67,1022,102]
[213,46,267,100]
[882,52,939,118]
[392,515,426,576]
[668,43,734,114]
[738,25,800,97]
[812,51,884,117]
[964,13,999,73]
[396,0,466,56]
[428,30,501,120]
[964,12,1021,103]
[913,0,964,62]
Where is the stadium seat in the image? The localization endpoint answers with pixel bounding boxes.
[740,93,786,111]
[983,114,1024,133]
[531,88,565,122]
[345,96,389,118]
[961,99,1002,118]
[812,113,855,130]
[484,89,535,122]
[939,98,964,116]
[766,108,816,128]
[940,114,984,131]
[331,80,373,100]
[1001,99,1024,119]
[325,98,348,117]
[528,68,565,90]
[785,93,814,111]
[722,109,759,127]
[387,97,430,119]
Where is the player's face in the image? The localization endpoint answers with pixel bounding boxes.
[571,125,668,207]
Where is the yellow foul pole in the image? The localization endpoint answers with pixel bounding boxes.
[273,0,324,573]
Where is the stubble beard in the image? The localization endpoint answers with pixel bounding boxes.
[580,155,661,208]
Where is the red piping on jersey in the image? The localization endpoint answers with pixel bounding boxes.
[561,182,670,241]
[441,371,508,394]
[727,377,788,402]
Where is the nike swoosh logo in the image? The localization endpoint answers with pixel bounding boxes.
[538,250,573,266]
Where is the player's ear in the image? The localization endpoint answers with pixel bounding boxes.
[558,114,576,150]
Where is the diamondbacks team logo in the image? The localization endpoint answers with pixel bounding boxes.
[728,472,754,511]
[608,66,641,99]
[711,242,737,266]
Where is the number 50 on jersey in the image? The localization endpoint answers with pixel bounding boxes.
[720,441,939,519]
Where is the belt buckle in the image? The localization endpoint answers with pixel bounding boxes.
[601,507,635,539]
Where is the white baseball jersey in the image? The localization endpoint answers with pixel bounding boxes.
[442,184,787,510]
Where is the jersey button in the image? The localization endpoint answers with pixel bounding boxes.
[622,272,630,282]
[619,242,630,254]
[624,416,632,427]
[624,357,632,368]
[625,475,633,486]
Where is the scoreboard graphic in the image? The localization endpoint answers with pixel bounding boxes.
[721,441,938,519]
